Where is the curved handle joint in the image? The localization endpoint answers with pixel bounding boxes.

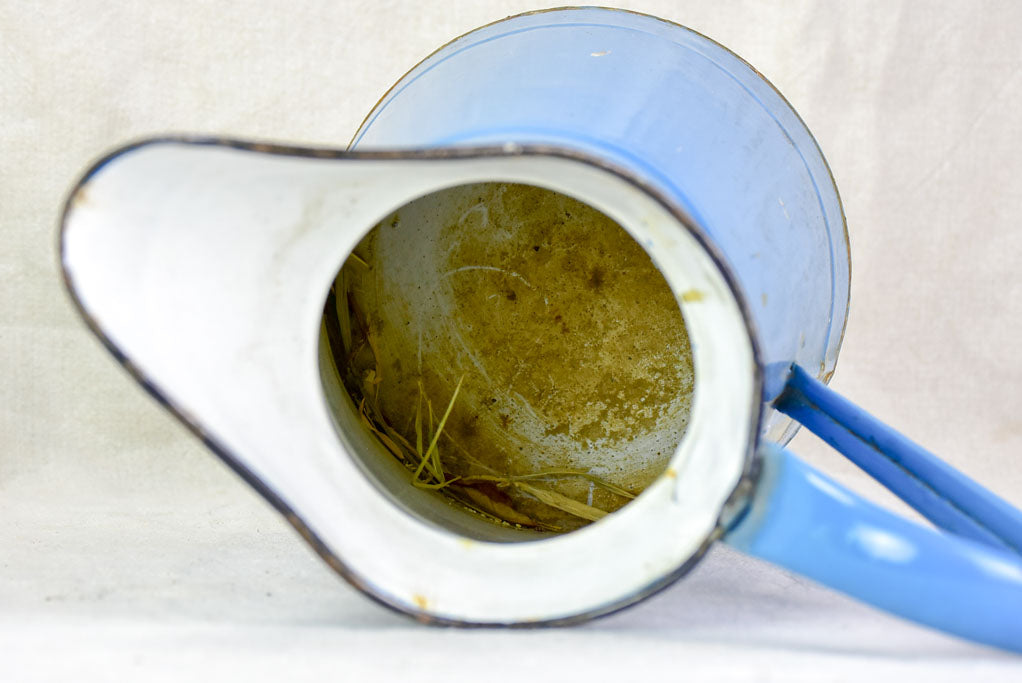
[775,364,1022,556]
[725,445,1022,652]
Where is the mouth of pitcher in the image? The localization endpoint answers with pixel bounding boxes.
[308,148,763,568]
[318,181,698,539]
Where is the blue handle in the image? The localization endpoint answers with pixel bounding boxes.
[724,444,1022,652]
[776,364,1022,556]
[725,365,1022,651]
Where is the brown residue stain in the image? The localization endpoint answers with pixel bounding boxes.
[412,594,429,609]
[665,468,677,479]
[339,183,694,530]
[455,413,480,439]
[681,289,704,303]
[441,184,692,453]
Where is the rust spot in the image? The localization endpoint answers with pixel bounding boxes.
[71,186,90,208]
[285,512,304,531]
[412,594,429,610]
[681,289,704,303]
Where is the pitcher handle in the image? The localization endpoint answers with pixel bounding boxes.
[725,363,1022,651]
[723,444,1022,652]
[775,363,1022,555]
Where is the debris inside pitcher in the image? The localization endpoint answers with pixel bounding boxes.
[322,183,695,532]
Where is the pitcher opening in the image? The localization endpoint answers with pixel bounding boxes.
[318,182,695,536]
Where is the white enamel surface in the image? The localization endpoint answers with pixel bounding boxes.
[62,142,756,622]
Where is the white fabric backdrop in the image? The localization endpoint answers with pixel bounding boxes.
[3,0,1022,679]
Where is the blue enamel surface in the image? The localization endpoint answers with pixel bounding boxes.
[776,364,1022,556]
[725,445,1022,652]
[350,7,849,444]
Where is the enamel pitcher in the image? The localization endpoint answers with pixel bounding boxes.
[60,8,1022,651]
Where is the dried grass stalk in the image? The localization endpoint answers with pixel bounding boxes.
[327,254,640,531]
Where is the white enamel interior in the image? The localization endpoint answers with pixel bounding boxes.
[62,142,757,623]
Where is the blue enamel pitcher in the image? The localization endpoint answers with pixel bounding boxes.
[60,8,1022,650]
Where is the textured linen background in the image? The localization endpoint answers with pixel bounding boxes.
[3,1,1022,679]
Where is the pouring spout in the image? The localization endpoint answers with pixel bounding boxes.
[59,137,761,624]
